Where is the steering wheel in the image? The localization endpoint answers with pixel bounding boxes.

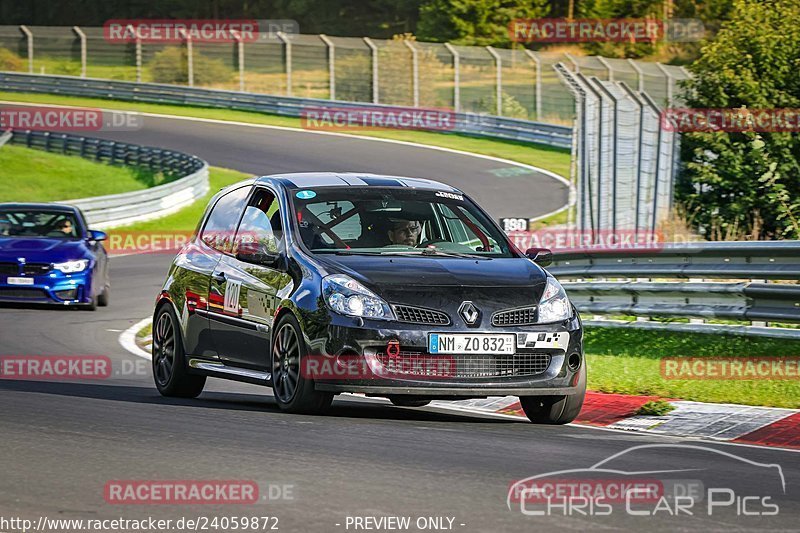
[415,238,449,248]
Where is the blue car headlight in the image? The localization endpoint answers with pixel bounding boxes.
[53,259,89,274]
[322,274,393,320]
[537,277,572,323]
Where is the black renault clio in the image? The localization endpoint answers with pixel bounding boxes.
[153,173,585,423]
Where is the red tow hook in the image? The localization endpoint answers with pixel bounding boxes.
[386,340,401,357]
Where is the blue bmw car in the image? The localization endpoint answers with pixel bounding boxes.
[0,203,110,310]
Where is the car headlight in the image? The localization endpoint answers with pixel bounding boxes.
[322,274,393,320]
[537,277,572,323]
[53,259,89,274]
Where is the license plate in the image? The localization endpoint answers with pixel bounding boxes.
[429,333,515,355]
[7,277,33,286]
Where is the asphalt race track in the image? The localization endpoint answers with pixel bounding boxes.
[1,114,798,532]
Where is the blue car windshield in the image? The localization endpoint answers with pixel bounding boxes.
[290,187,514,258]
[0,210,80,239]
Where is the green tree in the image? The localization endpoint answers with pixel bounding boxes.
[678,0,800,239]
[416,0,550,46]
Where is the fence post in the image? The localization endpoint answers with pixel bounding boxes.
[72,26,87,78]
[444,43,460,112]
[486,46,502,116]
[319,34,335,100]
[619,82,646,237]
[277,31,292,96]
[564,52,580,72]
[656,62,673,107]
[640,91,664,235]
[127,24,142,83]
[404,40,419,107]
[231,30,245,92]
[19,26,33,74]
[523,49,542,120]
[627,58,644,92]
[363,37,379,104]
[591,77,618,235]
[177,29,193,87]
[596,56,613,81]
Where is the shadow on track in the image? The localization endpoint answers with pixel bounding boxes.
[0,379,518,424]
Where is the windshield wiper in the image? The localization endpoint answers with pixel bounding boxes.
[379,249,490,260]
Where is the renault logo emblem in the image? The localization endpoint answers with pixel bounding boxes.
[459,301,481,326]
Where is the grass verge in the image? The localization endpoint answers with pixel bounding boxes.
[585,327,800,409]
[0,144,160,202]
[0,91,572,179]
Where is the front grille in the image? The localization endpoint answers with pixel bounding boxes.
[0,288,48,299]
[375,350,551,378]
[492,306,538,326]
[0,262,18,275]
[23,263,52,275]
[392,304,450,325]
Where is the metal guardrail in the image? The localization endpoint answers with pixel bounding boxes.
[8,129,209,228]
[0,72,573,149]
[549,242,800,338]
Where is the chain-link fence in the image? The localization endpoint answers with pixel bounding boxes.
[0,25,690,126]
[556,64,680,239]
[0,25,686,233]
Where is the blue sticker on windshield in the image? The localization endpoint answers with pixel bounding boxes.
[296,190,317,200]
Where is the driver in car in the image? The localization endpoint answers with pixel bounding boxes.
[54,219,74,236]
[386,218,422,246]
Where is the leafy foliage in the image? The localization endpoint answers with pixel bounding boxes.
[416,0,550,46]
[678,0,800,239]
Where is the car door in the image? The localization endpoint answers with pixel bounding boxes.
[189,184,253,357]
[209,186,294,369]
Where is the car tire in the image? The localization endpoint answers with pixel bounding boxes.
[152,305,206,398]
[519,361,586,424]
[97,286,109,307]
[271,313,333,414]
[389,396,431,407]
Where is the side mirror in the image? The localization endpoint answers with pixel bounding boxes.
[236,250,283,269]
[88,230,107,242]
[525,247,553,267]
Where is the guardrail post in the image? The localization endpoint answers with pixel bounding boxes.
[19,26,34,74]
[363,37,379,104]
[319,34,335,100]
[72,26,87,78]
[486,46,502,116]
[524,50,542,120]
[404,40,419,107]
[444,43,460,112]
[277,31,292,96]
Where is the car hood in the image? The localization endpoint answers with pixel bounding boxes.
[0,237,89,263]
[315,254,549,311]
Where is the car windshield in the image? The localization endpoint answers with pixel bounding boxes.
[0,210,80,239]
[289,187,514,258]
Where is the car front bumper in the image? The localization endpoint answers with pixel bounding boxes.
[304,312,584,398]
[0,271,94,305]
